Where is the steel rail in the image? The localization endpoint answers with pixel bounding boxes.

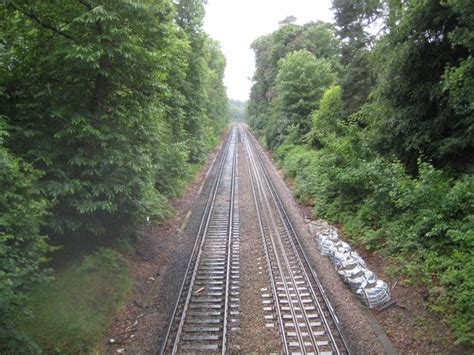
[245,132,327,354]
[246,127,351,354]
[221,128,238,354]
[243,131,290,354]
[242,129,321,354]
[172,129,237,353]
[158,127,236,355]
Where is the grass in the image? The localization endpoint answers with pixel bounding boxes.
[16,248,132,354]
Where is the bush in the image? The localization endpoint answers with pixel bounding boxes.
[276,136,474,345]
[425,250,474,345]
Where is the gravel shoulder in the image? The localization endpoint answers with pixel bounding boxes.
[236,135,282,353]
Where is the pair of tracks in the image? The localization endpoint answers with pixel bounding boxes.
[160,125,350,354]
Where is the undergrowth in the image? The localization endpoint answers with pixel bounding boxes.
[15,248,132,354]
[275,141,474,346]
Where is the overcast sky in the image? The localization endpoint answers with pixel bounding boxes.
[204,0,335,102]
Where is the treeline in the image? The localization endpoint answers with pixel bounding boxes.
[228,99,246,121]
[247,0,473,345]
[0,0,227,350]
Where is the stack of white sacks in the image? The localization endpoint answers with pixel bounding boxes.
[315,226,391,308]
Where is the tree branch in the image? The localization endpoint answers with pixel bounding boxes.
[77,0,93,10]
[12,4,76,41]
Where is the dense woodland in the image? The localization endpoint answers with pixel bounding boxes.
[0,0,228,351]
[247,0,473,345]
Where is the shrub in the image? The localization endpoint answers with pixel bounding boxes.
[276,137,474,344]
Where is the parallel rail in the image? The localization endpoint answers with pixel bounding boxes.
[242,126,350,355]
[159,128,240,354]
[159,124,349,354]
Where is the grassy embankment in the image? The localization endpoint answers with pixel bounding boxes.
[15,248,132,354]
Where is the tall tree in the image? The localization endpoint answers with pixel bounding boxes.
[1,0,183,239]
[247,22,340,143]
[0,118,50,352]
[0,0,228,349]
[173,0,229,162]
[332,0,384,114]
[371,0,474,171]
[274,50,336,140]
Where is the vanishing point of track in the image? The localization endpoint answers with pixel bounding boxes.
[159,124,350,354]
[159,127,240,354]
[242,127,350,355]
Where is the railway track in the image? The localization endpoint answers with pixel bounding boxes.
[241,126,350,355]
[159,127,240,354]
[159,124,349,354]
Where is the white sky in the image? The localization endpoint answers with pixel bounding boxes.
[204,0,335,102]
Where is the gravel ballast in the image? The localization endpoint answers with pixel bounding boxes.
[104,126,397,354]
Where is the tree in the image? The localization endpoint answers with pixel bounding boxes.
[247,21,341,144]
[0,119,50,352]
[0,0,228,349]
[306,85,345,147]
[172,0,229,163]
[1,0,183,239]
[332,0,384,114]
[228,99,246,121]
[275,50,336,139]
[371,0,474,171]
[204,38,229,134]
[279,15,297,26]
[246,0,474,345]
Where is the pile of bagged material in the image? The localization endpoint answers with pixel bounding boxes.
[314,225,391,308]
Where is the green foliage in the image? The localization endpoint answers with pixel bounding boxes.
[305,85,345,147]
[332,0,384,45]
[171,2,229,163]
[247,21,340,143]
[0,0,227,237]
[249,0,474,345]
[229,99,246,122]
[0,0,228,350]
[276,135,473,345]
[1,0,184,237]
[425,249,474,345]
[15,248,132,354]
[370,0,474,170]
[0,120,51,353]
[331,0,384,114]
[338,48,375,115]
[275,50,336,137]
